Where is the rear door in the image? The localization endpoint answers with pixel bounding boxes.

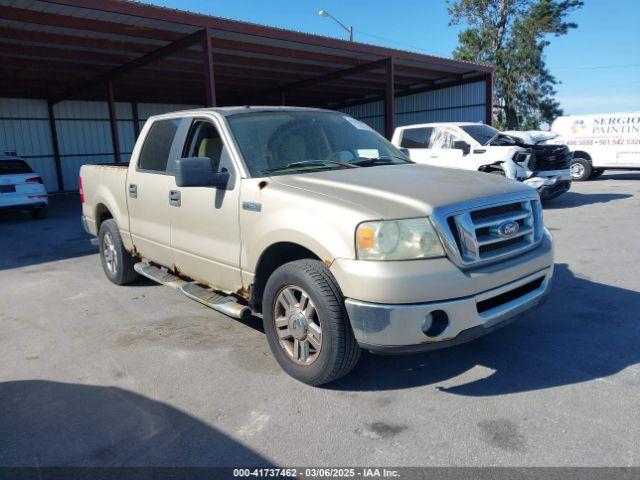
[126,118,181,267]
[167,116,243,291]
[398,126,435,164]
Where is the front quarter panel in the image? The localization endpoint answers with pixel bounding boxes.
[239,177,372,285]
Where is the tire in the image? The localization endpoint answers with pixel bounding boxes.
[590,168,605,179]
[30,206,48,219]
[570,157,592,181]
[98,219,139,285]
[262,259,361,386]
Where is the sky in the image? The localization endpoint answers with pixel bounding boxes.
[144,0,640,116]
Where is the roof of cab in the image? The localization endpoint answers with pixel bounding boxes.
[152,106,334,120]
[397,121,486,129]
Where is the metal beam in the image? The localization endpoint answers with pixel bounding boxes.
[51,30,203,104]
[106,81,121,163]
[385,57,395,140]
[485,70,494,126]
[202,28,216,107]
[131,102,140,139]
[46,101,65,192]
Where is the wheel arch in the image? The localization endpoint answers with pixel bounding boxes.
[572,150,592,162]
[251,241,323,313]
[95,203,113,231]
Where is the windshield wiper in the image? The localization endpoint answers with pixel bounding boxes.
[260,160,357,174]
[351,155,408,167]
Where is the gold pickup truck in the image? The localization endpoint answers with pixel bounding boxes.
[80,107,554,385]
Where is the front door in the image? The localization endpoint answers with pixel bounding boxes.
[127,117,182,267]
[168,117,242,292]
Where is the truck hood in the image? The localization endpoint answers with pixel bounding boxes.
[270,164,534,219]
[501,130,562,145]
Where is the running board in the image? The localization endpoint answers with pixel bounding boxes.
[134,262,250,320]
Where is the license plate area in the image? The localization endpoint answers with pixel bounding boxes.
[0,185,16,193]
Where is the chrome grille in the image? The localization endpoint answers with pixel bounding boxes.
[437,197,543,267]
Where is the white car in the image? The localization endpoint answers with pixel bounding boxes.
[392,122,572,200]
[0,154,48,219]
[549,112,640,181]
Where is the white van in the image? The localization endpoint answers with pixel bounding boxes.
[550,112,640,181]
[392,122,572,200]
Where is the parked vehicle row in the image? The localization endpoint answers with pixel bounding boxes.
[391,122,572,200]
[80,107,554,385]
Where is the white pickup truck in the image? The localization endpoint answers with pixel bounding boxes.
[392,122,572,200]
[80,107,554,385]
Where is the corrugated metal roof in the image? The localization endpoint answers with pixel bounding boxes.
[0,0,491,106]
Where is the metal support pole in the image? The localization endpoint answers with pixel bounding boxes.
[47,100,64,191]
[385,57,395,140]
[202,27,216,107]
[107,80,121,163]
[486,71,494,126]
[131,101,140,139]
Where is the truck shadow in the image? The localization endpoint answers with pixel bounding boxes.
[0,380,271,468]
[600,172,640,181]
[0,194,97,271]
[544,192,631,209]
[328,263,640,394]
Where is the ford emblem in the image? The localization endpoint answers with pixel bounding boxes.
[497,220,519,237]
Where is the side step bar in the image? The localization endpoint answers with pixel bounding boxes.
[134,262,251,320]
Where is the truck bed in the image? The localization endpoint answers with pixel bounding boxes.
[80,163,129,237]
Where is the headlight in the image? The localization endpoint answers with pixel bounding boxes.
[512,151,531,165]
[355,218,446,260]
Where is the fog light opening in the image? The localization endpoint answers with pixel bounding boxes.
[422,310,449,338]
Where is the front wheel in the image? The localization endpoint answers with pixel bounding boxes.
[262,259,361,386]
[570,157,592,181]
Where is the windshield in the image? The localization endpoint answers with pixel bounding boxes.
[226,111,411,177]
[459,124,500,145]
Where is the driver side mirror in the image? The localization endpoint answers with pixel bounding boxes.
[174,157,229,188]
[453,140,471,155]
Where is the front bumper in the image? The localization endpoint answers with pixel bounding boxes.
[345,266,552,354]
[523,169,572,199]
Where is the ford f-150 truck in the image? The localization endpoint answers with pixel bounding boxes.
[80,107,554,385]
[392,122,572,200]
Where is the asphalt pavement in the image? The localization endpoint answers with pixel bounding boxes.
[1,171,638,467]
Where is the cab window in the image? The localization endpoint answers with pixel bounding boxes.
[431,128,464,150]
[137,119,180,172]
[183,120,225,172]
[400,127,434,148]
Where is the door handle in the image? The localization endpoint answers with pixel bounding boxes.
[128,183,137,198]
[169,190,181,207]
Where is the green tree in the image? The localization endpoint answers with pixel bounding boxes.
[448,0,583,129]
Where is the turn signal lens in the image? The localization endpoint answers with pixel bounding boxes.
[356,225,375,250]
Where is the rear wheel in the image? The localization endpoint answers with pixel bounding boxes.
[262,259,360,386]
[590,168,605,179]
[570,157,592,181]
[98,219,139,285]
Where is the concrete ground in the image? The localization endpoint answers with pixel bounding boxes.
[0,172,638,467]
